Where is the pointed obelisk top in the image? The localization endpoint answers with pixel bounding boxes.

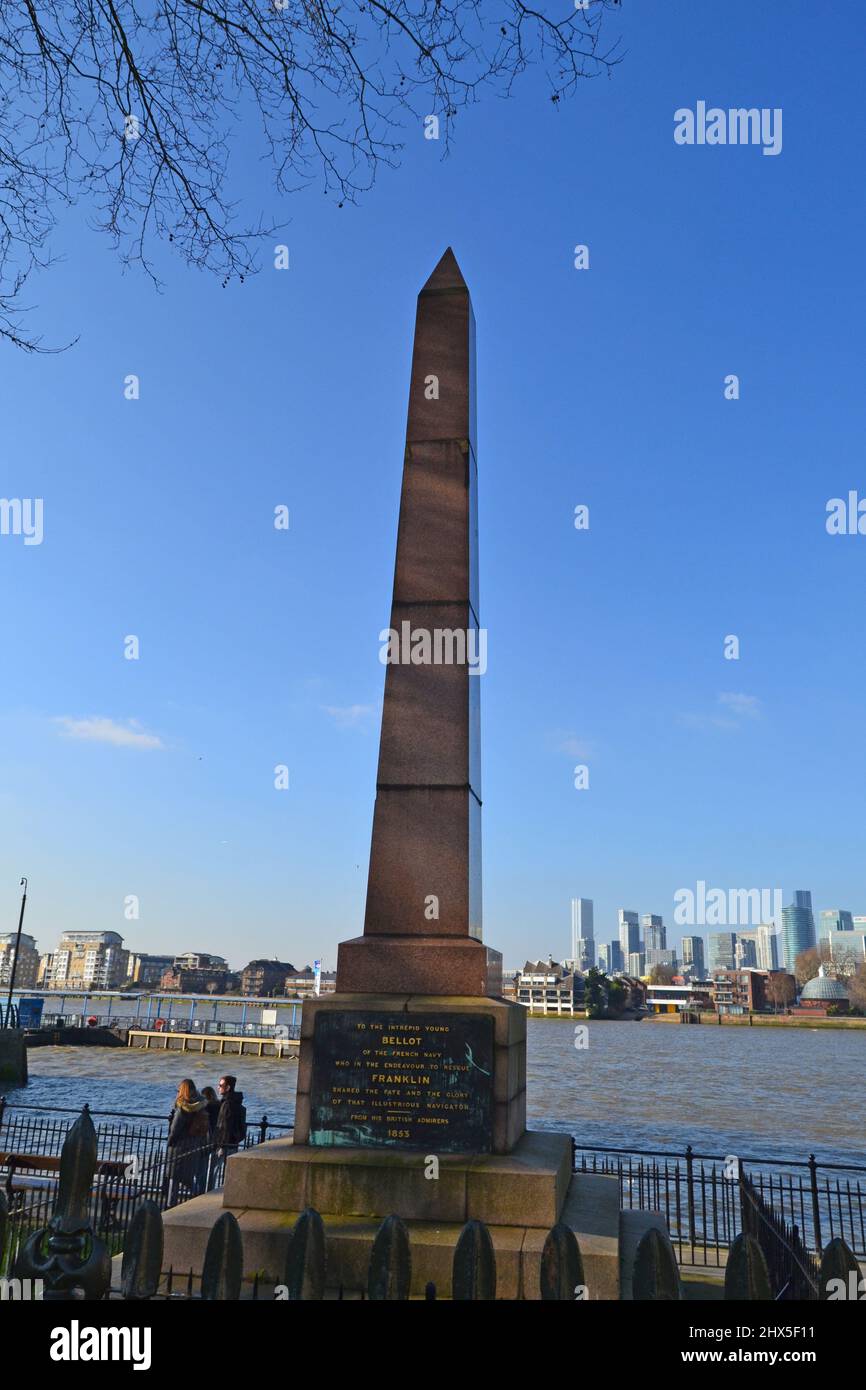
[420,246,469,297]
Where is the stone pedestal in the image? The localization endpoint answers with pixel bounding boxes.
[160,1135,624,1299]
[293,992,525,1156]
[336,937,502,997]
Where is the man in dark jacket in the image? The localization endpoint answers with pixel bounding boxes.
[214,1075,246,1158]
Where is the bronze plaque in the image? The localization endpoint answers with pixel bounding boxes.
[309,1011,494,1152]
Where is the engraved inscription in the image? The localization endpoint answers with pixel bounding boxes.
[309,1011,494,1152]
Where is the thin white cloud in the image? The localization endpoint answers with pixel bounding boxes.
[323,703,379,730]
[55,716,165,750]
[554,732,594,758]
[718,692,761,720]
[679,693,762,731]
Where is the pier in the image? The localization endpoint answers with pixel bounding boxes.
[126,1028,298,1059]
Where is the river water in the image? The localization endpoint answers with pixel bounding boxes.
[4,1019,864,1170]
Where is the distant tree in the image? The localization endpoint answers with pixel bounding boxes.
[649,964,677,985]
[827,945,861,980]
[794,945,831,986]
[0,1,622,348]
[847,962,866,1016]
[606,978,627,1014]
[584,967,607,1019]
[765,972,796,1013]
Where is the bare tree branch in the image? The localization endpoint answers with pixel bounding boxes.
[0,0,623,348]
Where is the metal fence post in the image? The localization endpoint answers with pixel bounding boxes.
[808,1154,823,1252]
[685,1144,696,1256]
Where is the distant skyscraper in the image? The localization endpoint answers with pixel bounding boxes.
[819,909,854,937]
[646,948,677,970]
[755,924,778,971]
[571,899,594,972]
[608,941,624,974]
[642,914,666,951]
[598,943,611,973]
[708,931,737,972]
[781,890,816,971]
[681,936,705,976]
[618,909,640,961]
[823,930,866,969]
[575,938,594,971]
[627,951,645,978]
[735,934,758,968]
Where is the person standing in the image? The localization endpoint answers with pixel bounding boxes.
[201,1085,221,1135]
[166,1079,211,1202]
[214,1074,247,1163]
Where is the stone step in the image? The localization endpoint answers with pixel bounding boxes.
[161,1170,622,1300]
[222,1129,571,1228]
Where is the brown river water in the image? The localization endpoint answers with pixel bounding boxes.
[5,1019,864,1169]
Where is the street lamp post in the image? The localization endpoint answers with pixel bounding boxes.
[4,878,28,1028]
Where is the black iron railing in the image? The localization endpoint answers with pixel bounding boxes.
[0,1100,281,1277]
[572,1141,866,1265]
[2,1101,863,1279]
[739,1171,820,1300]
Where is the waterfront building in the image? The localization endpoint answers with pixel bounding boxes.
[619,975,647,1010]
[710,968,790,1014]
[796,967,850,1016]
[517,958,583,1016]
[284,965,337,996]
[735,932,758,968]
[645,981,713,1015]
[618,909,640,962]
[241,958,297,996]
[160,953,235,993]
[680,935,705,976]
[780,890,816,972]
[642,914,666,951]
[47,931,129,990]
[172,952,228,972]
[0,932,39,989]
[126,953,175,987]
[708,931,737,972]
[571,898,594,968]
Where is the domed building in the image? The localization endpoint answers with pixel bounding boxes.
[798,966,849,1015]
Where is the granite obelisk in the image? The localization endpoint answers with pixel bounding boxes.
[161,255,628,1298]
[337,247,501,997]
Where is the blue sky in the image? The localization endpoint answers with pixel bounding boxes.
[1,0,864,972]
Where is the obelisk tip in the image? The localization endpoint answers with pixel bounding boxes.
[420,247,468,295]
